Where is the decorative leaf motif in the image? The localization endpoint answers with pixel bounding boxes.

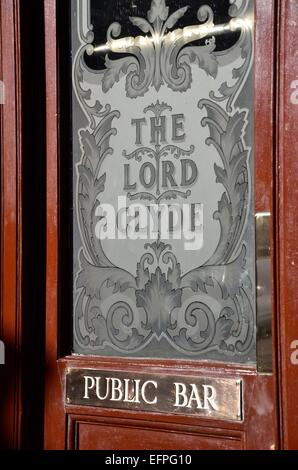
[167,261,181,289]
[181,39,218,79]
[172,302,215,352]
[80,130,100,174]
[78,165,107,268]
[93,0,231,97]
[148,0,169,23]
[78,164,106,266]
[74,57,107,130]
[106,302,147,349]
[181,245,251,300]
[86,301,148,350]
[77,108,120,266]
[207,192,233,265]
[164,6,189,30]
[145,240,171,262]
[79,165,106,197]
[136,267,181,336]
[197,53,218,79]
[181,269,214,294]
[91,315,109,346]
[213,315,234,345]
[214,163,227,185]
[76,250,136,299]
[136,262,151,290]
[229,0,249,18]
[129,16,151,33]
[199,99,249,264]
[103,56,137,94]
[235,288,255,353]
[222,110,246,159]
[210,17,252,112]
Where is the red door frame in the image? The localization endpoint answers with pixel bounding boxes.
[42,0,297,450]
[0,0,23,450]
[277,0,298,450]
[1,0,297,451]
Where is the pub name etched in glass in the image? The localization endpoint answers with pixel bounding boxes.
[71,0,255,363]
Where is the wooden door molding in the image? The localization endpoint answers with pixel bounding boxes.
[44,0,66,449]
[44,0,281,450]
[277,0,298,451]
[0,0,23,450]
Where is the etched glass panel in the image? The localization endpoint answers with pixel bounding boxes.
[71,0,255,363]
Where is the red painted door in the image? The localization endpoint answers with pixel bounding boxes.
[42,0,289,450]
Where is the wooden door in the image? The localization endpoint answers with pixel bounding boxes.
[43,0,282,450]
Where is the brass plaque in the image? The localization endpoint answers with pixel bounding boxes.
[66,369,243,422]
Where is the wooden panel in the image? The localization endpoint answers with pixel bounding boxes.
[44,0,66,450]
[68,415,244,451]
[277,0,298,450]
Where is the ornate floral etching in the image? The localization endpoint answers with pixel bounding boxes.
[72,0,255,360]
[74,0,252,101]
[100,1,218,98]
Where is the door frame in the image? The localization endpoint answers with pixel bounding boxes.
[276,0,298,450]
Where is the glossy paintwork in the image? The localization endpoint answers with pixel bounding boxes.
[0,0,22,450]
[277,0,298,451]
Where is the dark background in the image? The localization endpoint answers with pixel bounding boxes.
[20,0,46,450]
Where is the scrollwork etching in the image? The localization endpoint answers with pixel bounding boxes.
[73,0,255,361]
